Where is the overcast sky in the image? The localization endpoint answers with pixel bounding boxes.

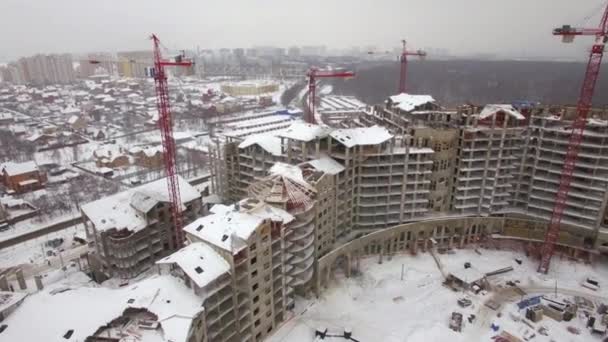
[1,0,606,61]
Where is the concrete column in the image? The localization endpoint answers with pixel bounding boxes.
[378,242,384,264]
[35,275,44,291]
[316,272,321,298]
[346,253,352,278]
[0,276,8,291]
[16,268,26,290]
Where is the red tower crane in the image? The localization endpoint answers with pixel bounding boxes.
[151,34,193,249]
[538,5,608,274]
[306,67,355,123]
[398,39,426,94]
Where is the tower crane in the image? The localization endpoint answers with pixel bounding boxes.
[306,67,355,124]
[538,4,608,273]
[87,36,193,249]
[398,39,426,94]
[151,34,193,249]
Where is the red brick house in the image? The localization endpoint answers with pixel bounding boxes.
[1,161,47,194]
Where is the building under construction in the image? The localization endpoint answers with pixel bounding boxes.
[209,93,608,261]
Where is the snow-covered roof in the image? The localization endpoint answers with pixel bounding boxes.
[588,118,608,127]
[0,291,27,313]
[93,144,123,160]
[184,207,264,253]
[81,176,200,233]
[62,107,80,115]
[330,125,393,148]
[1,274,203,342]
[270,162,304,182]
[10,125,26,134]
[0,196,29,208]
[238,133,282,156]
[157,242,230,288]
[67,115,80,125]
[0,112,13,120]
[479,104,525,120]
[307,156,345,175]
[278,121,331,142]
[184,201,293,253]
[389,93,435,112]
[142,146,163,157]
[1,161,38,176]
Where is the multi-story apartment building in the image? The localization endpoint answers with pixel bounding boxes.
[157,242,234,342]
[216,122,436,234]
[79,52,116,77]
[452,104,527,216]
[116,50,153,78]
[512,106,608,232]
[14,54,75,85]
[183,198,293,342]
[210,93,608,265]
[248,162,335,293]
[0,64,25,84]
[81,176,202,280]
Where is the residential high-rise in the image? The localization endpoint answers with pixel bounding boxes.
[452,104,527,215]
[81,176,203,280]
[183,198,294,342]
[14,54,75,85]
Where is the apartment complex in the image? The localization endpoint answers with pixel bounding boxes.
[183,198,293,342]
[215,121,438,234]
[79,52,115,77]
[2,54,75,85]
[512,106,608,232]
[452,104,527,216]
[116,50,153,78]
[214,93,608,239]
[81,176,202,280]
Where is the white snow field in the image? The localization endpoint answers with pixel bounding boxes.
[267,248,608,342]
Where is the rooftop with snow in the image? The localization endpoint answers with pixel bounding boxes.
[81,176,200,233]
[184,199,293,253]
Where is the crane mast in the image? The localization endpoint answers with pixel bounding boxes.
[538,5,608,273]
[399,40,426,94]
[151,34,193,249]
[306,67,355,124]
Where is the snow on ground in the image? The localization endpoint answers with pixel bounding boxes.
[268,252,465,342]
[0,211,80,243]
[1,271,203,342]
[267,248,608,342]
[0,222,84,268]
[34,142,100,166]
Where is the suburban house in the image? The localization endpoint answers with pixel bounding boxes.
[67,114,88,131]
[93,145,130,169]
[130,146,164,169]
[0,161,47,194]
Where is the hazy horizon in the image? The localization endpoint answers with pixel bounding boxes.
[2,0,607,61]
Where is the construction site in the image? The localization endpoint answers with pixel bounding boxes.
[2,2,608,342]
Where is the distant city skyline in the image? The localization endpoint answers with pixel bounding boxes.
[2,0,606,63]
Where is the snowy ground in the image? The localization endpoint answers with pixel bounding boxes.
[267,248,608,342]
[0,222,84,268]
